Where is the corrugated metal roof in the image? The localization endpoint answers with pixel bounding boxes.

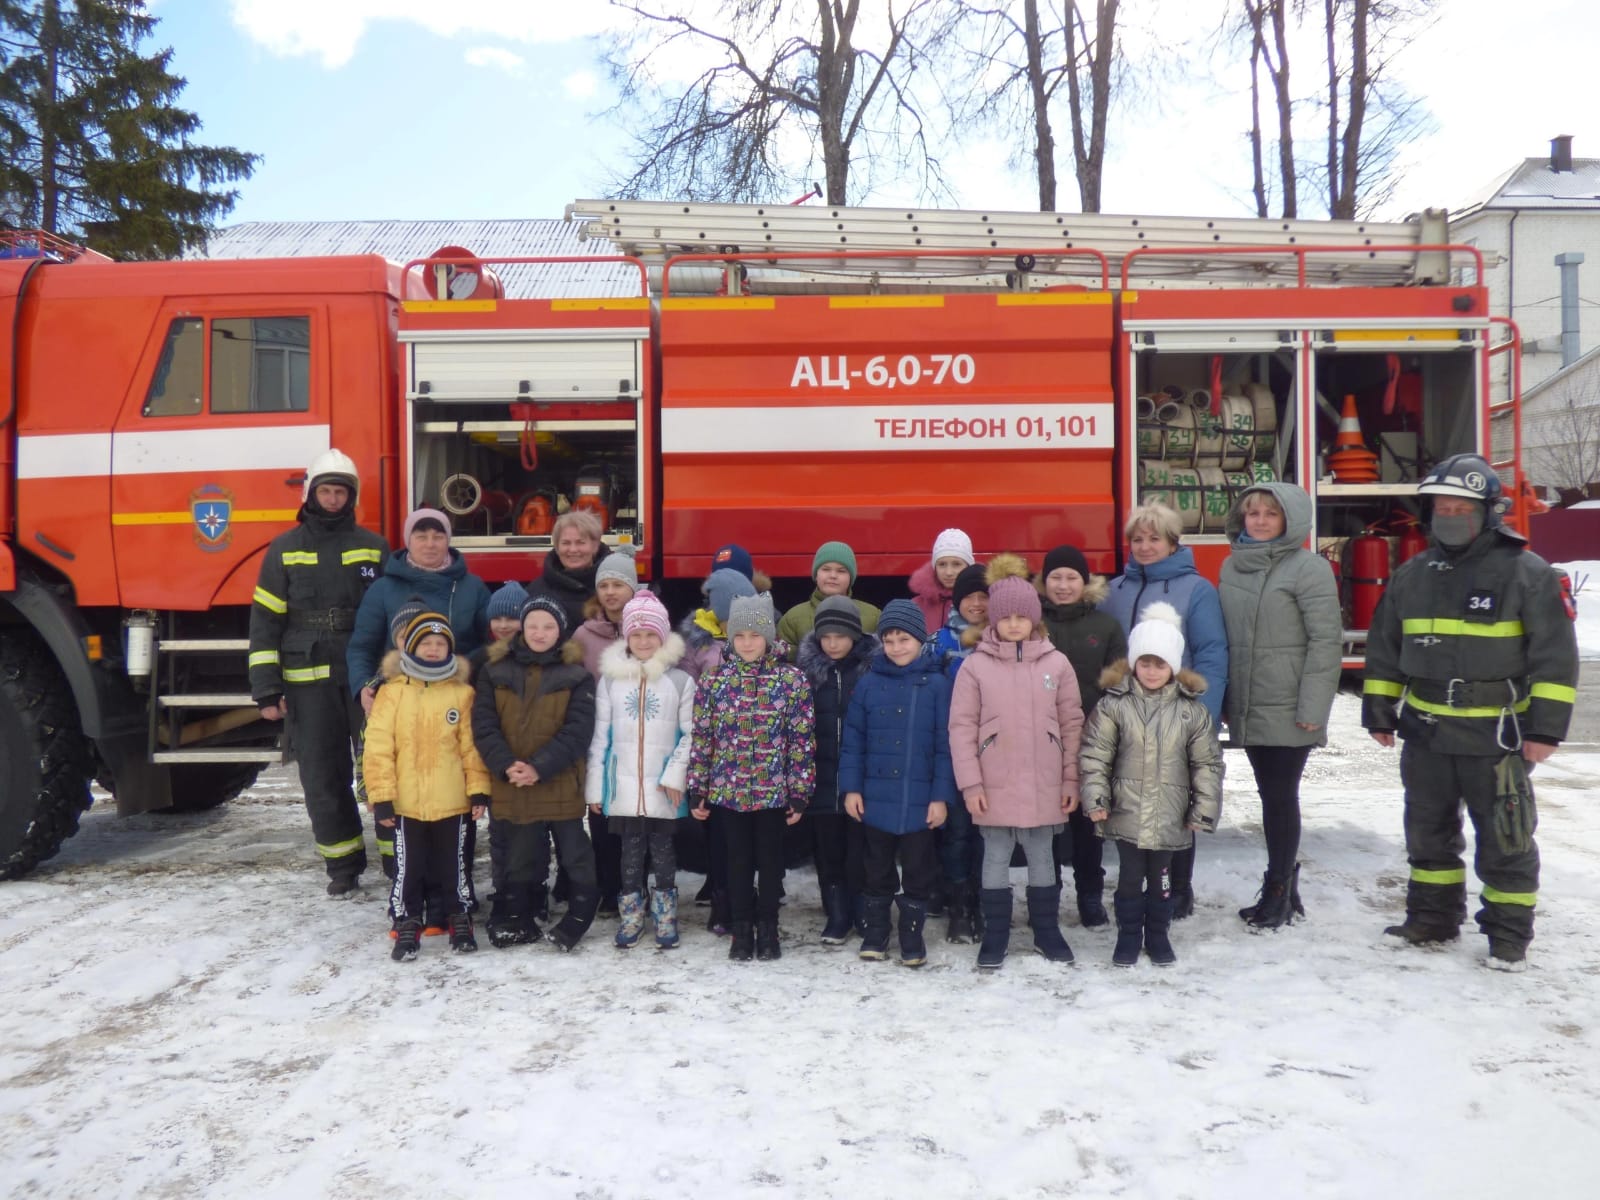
[192,219,641,298]
[1455,158,1600,217]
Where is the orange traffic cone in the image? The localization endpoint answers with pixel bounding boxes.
[1326,394,1379,483]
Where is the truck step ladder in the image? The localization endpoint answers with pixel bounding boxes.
[152,636,283,767]
[566,198,1454,288]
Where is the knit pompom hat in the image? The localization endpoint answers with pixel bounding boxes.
[877,598,928,643]
[486,581,529,622]
[519,594,570,641]
[811,540,858,584]
[931,528,974,569]
[703,567,757,626]
[984,553,1041,625]
[725,593,777,646]
[595,549,639,592]
[621,592,671,641]
[1127,602,1186,674]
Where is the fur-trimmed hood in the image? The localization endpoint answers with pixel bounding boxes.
[1098,658,1207,697]
[1034,572,1110,609]
[796,628,880,684]
[379,649,473,684]
[581,594,626,627]
[598,632,687,682]
[485,636,585,667]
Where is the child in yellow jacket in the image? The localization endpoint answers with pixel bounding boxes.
[364,610,493,961]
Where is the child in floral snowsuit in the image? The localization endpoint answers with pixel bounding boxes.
[688,593,815,963]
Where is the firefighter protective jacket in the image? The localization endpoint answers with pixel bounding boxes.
[1360,526,1578,755]
[248,505,388,703]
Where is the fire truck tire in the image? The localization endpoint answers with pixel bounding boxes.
[158,763,262,814]
[0,631,94,880]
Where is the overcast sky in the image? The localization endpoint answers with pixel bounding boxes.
[151,0,1597,227]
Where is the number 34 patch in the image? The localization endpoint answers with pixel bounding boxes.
[1466,589,1498,616]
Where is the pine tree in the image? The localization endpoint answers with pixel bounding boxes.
[0,0,257,259]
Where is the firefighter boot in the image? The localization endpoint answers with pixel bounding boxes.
[858,896,894,961]
[897,895,929,967]
[976,889,1013,970]
[1112,895,1144,967]
[1026,885,1075,964]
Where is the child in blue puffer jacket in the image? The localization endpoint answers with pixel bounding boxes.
[839,600,955,968]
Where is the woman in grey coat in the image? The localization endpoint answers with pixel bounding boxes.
[1218,482,1342,929]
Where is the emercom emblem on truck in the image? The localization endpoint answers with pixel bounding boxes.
[190,483,234,552]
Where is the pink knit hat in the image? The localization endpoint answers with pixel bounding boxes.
[403,507,450,543]
[621,592,671,641]
[986,576,1042,625]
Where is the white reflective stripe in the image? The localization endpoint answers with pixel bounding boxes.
[16,433,113,479]
[112,424,331,476]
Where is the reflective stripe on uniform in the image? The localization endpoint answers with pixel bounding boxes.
[248,650,280,667]
[1403,692,1531,720]
[1363,678,1404,698]
[252,587,288,613]
[1482,885,1537,906]
[342,548,383,565]
[1411,866,1466,885]
[283,665,333,683]
[317,835,365,859]
[1530,682,1577,704]
[377,838,395,855]
[1401,618,1525,638]
[281,550,318,566]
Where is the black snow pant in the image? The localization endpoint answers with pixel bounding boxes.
[722,807,788,924]
[391,813,472,923]
[1053,807,1106,899]
[1399,741,1539,949]
[288,679,367,880]
[1113,841,1174,901]
[862,825,940,902]
[500,818,596,894]
[589,809,622,905]
[1244,744,1313,882]
[809,811,865,895]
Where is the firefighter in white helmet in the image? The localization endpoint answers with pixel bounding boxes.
[248,450,390,895]
[1361,454,1579,969]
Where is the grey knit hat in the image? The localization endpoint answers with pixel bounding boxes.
[594,549,639,592]
[813,595,864,641]
[725,593,777,646]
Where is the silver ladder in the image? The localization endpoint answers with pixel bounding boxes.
[566,198,1455,288]
[151,637,282,766]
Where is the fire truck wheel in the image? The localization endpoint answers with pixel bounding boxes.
[0,631,94,880]
[158,763,263,814]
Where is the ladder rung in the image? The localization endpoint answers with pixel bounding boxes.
[152,749,283,764]
[158,694,258,708]
[159,639,250,652]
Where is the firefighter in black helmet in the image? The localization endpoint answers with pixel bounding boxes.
[1361,454,1579,969]
[249,450,390,895]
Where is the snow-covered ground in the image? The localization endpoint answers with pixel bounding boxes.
[3,693,1599,1199]
[1554,560,1599,659]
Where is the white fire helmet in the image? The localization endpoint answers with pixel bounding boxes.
[304,449,360,503]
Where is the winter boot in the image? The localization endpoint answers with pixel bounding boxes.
[976,888,1013,970]
[946,886,976,944]
[1076,888,1110,930]
[1112,895,1144,967]
[967,881,985,939]
[614,891,647,949]
[852,892,869,938]
[819,884,853,946]
[328,871,361,898]
[391,918,422,962]
[1383,917,1460,946]
[728,921,755,961]
[925,885,947,920]
[448,911,477,953]
[1485,938,1528,972]
[486,891,541,948]
[694,878,714,906]
[1026,885,1075,964]
[858,895,894,961]
[651,887,681,950]
[897,895,929,967]
[531,884,550,924]
[1247,869,1296,931]
[1238,871,1271,923]
[1290,867,1306,918]
[550,888,600,952]
[707,890,731,937]
[755,918,782,962]
[1169,846,1196,920]
[422,897,448,937]
[1145,891,1177,966]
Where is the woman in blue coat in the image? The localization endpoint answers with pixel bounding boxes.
[1100,502,1229,920]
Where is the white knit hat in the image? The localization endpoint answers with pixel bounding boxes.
[931,528,974,569]
[1127,602,1185,674]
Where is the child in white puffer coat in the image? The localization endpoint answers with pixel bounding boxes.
[586,592,696,949]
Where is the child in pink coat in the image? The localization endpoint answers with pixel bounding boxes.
[948,554,1085,970]
[908,527,974,635]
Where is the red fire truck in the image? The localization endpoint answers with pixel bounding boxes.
[0,202,1526,877]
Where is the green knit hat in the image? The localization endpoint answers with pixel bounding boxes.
[812,540,858,584]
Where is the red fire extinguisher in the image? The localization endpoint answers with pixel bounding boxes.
[1345,526,1391,632]
[1395,515,1428,564]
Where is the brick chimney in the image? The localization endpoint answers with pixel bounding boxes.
[1551,134,1574,172]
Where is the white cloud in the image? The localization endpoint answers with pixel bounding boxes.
[229,0,626,69]
[464,45,525,75]
[563,70,599,99]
